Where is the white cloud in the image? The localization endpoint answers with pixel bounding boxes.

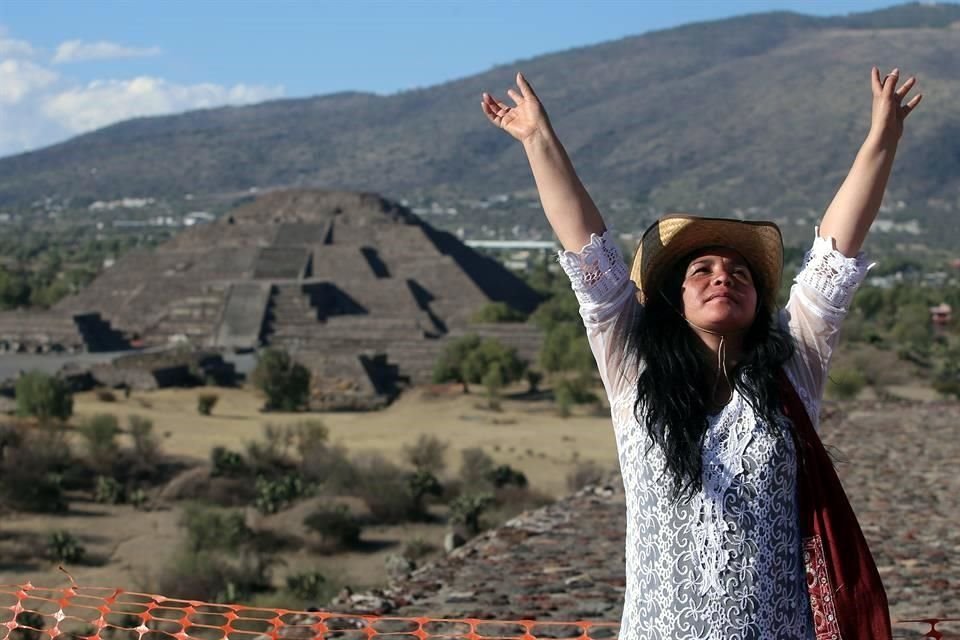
[0,25,36,57]
[0,37,35,57]
[42,76,285,133]
[53,39,162,63]
[0,59,58,104]
[0,27,286,157]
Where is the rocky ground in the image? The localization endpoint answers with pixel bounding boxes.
[327,398,959,638]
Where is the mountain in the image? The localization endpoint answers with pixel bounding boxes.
[1,2,959,242]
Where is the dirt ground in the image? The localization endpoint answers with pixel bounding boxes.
[0,383,619,597]
[1,377,940,603]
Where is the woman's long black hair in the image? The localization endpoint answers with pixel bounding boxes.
[625,249,797,503]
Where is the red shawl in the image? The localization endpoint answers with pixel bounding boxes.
[778,370,892,640]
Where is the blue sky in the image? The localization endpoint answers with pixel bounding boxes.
[0,0,924,157]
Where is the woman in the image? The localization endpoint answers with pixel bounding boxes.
[481,67,921,639]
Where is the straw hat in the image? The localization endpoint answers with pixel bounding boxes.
[629,214,783,308]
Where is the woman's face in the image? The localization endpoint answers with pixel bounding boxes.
[679,247,758,333]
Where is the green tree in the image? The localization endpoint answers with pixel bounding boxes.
[539,323,595,374]
[852,287,886,321]
[470,302,527,323]
[432,334,482,391]
[433,335,525,393]
[482,362,505,410]
[530,290,580,332]
[251,348,311,411]
[15,371,73,421]
[0,267,31,309]
[461,339,525,388]
[891,302,933,351]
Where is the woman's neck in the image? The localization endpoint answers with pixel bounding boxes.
[691,330,744,412]
[692,328,744,370]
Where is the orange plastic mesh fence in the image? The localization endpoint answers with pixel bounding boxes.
[0,584,956,640]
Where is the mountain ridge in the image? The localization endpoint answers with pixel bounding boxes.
[1,2,958,243]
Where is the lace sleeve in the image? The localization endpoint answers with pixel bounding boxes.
[782,228,873,428]
[556,229,640,400]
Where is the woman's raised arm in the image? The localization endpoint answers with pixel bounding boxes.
[819,66,923,257]
[481,72,606,253]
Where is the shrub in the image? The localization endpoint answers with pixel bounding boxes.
[15,371,72,421]
[128,415,161,462]
[554,377,599,416]
[210,446,246,477]
[300,442,358,491]
[303,504,362,548]
[487,485,556,526]
[154,548,276,604]
[96,389,117,402]
[555,376,599,404]
[827,368,866,400]
[402,434,449,474]
[525,370,543,393]
[470,302,527,323]
[290,420,329,456]
[78,414,120,467]
[554,383,573,417]
[449,492,495,535]
[459,447,495,487]
[407,468,443,517]
[352,453,419,524]
[129,488,149,510]
[486,464,527,489]
[47,530,85,563]
[245,423,297,473]
[11,611,45,640]
[0,424,69,512]
[401,536,437,561]
[254,474,311,514]
[482,363,504,411]
[251,348,311,411]
[94,475,125,504]
[285,571,327,601]
[180,504,253,553]
[566,459,607,492]
[197,393,219,416]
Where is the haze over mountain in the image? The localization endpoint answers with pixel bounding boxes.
[1,2,958,235]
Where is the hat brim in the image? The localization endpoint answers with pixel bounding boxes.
[630,214,783,308]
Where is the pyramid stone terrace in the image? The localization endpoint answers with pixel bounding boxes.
[45,190,546,407]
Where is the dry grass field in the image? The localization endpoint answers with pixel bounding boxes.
[0,383,620,601]
[0,365,942,608]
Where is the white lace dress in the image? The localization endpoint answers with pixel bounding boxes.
[556,228,871,640]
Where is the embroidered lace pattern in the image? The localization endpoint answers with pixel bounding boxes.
[556,229,631,321]
[558,229,868,639]
[793,233,872,320]
[783,232,872,425]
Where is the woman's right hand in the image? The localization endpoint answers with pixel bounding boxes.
[481,72,551,144]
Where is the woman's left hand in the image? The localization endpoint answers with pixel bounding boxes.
[869,66,922,146]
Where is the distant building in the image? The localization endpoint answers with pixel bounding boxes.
[930,303,952,327]
[184,211,216,226]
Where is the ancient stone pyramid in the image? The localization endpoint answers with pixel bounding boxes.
[52,189,545,407]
